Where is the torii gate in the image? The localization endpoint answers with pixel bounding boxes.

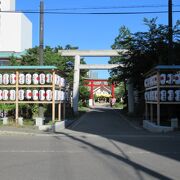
[59,50,134,114]
[84,79,115,106]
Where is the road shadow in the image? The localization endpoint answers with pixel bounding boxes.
[65,107,180,162]
[51,107,180,179]
[53,132,173,180]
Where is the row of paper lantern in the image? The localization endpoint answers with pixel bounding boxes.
[0,73,65,86]
[145,90,180,102]
[144,73,180,88]
[0,89,66,101]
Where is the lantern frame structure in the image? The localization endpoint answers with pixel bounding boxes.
[0,66,66,123]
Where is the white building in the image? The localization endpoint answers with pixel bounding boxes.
[0,0,32,52]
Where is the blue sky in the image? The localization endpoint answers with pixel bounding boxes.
[16,0,180,78]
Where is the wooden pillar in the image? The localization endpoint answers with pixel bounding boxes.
[52,71,55,122]
[111,83,115,98]
[150,104,153,122]
[89,80,94,106]
[145,103,148,120]
[63,101,66,120]
[157,71,160,125]
[90,81,94,99]
[15,71,19,123]
[58,103,61,121]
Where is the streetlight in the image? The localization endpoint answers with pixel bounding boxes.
[39,0,44,118]
[39,0,44,66]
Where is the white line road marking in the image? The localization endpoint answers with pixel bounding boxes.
[0,150,179,155]
[0,150,84,153]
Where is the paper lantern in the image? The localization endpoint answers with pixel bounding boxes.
[46,74,52,84]
[144,79,148,88]
[33,73,39,85]
[19,90,25,101]
[175,90,180,101]
[55,75,61,85]
[2,90,9,101]
[26,74,32,85]
[39,90,46,101]
[57,91,61,101]
[160,90,166,101]
[32,90,39,101]
[0,90,3,100]
[46,90,52,101]
[26,90,32,100]
[39,73,46,85]
[60,78,65,87]
[10,74,16,84]
[60,91,65,101]
[0,74,2,84]
[149,77,153,87]
[152,75,157,86]
[19,73,25,85]
[167,90,174,101]
[166,74,173,85]
[160,74,166,85]
[9,90,16,101]
[54,90,59,101]
[154,91,158,101]
[174,74,180,85]
[3,74,9,85]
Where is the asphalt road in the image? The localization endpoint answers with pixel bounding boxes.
[0,106,180,180]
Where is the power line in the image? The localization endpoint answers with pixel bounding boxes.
[17,4,180,12]
[45,4,180,11]
[0,10,180,15]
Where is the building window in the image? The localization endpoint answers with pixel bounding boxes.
[0,60,9,66]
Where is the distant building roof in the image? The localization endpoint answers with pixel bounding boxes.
[155,65,180,70]
[0,51,27,59]
[0,66,57,70]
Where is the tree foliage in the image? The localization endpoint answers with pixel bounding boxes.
[109,18,180,89]
[11,45,87,87]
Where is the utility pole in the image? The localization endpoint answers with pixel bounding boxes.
[39,0,44,118]
[168,0,173,64]
[39,0,44,65]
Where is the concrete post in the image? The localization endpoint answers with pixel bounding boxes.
[89,81,94,107]
[127,79,134,113]
[73,55,80,114]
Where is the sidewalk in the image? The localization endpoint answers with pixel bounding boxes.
[0,126,52,135]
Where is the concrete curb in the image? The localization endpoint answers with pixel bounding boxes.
[0,130,36,136]
[143,120,173,133]
[0,120,75,135]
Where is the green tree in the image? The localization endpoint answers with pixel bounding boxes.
[109,18,180,114]
[79,86,90,107]
[9,56,21,66]
[109,18,180,88]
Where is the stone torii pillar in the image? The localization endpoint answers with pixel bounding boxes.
[73,55,80,113]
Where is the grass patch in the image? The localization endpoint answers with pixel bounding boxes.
[46,120,53,125]
[0,118,35,128]
[78,106,89,112]
[23,119,35,126]
[113,102,124,109]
